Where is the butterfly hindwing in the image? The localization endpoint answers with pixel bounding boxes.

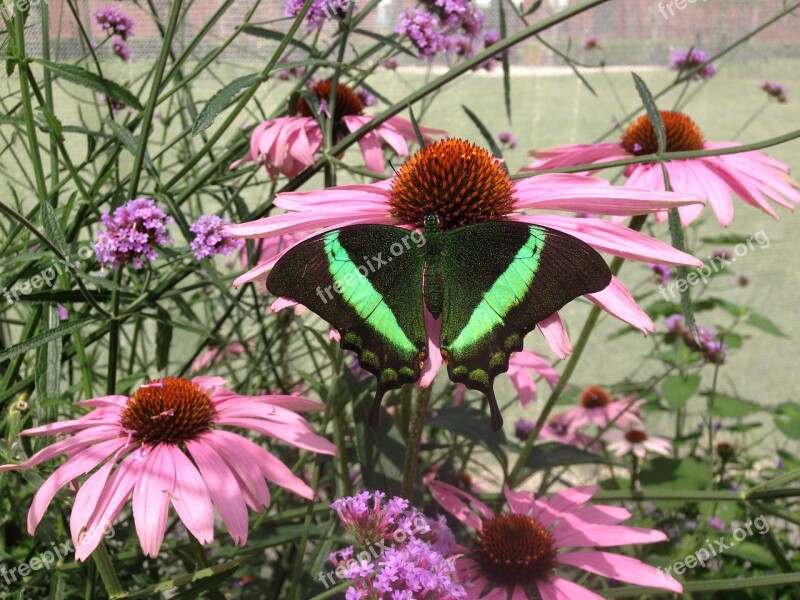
[266,225,427,424]
[439,221,612,430]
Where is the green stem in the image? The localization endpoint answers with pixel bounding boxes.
[91,540,124,598]
[402,385,433,500]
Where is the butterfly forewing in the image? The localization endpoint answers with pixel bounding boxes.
[439,221,612,430]
[266,225,427,424]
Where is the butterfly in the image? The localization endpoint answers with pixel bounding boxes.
[266,215,612,430]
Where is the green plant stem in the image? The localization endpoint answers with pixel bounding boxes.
[128,0,183,199]
[507,214,647,488]
[91,540,123,598]
[402,385,433,500]
[600,573,800,597]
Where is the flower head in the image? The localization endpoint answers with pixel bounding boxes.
[497,131,517,149]
[663,315,729,363]
[430,481,682,598]
[0,376,336,559]
[650,262,672,285]
[561,386,644,432]
[331,491,421,546]
[228,138,702,365]
[396,9,448,59]
[526,110,800,226]
[112,38,131,61]
[285,0,346,30]
[605,427,673,459]
[583,35,602,51]
[231,80,445,179]
[190,214,245,260]
[670,48,716,79]
[383,57,400,70]
[761,80,788,103]
[95,198,173,269]
[93,6,135,40]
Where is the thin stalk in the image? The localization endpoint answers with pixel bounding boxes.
[401,385,433,500]
[91,540,123,598]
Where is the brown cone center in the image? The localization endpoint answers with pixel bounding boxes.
[292,79,364,120]
[580,386,613,409]
[388,138,515,231]
[621,111,705,155]
[120,377,217,445]
[472,514,557,587]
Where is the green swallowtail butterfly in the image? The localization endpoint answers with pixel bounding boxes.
[266,215,611,430]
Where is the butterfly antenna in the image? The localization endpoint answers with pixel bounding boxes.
[368,386,386,427]
[486,387,504,431]
[388,160,398,176]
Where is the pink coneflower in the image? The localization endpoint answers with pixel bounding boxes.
[605,427,673,459]
[526,110,800,226]
[231,79,446,179]
[190,214,245,260]
[94,198,173,269]
[430,481,683,598]
[534,412,597,448]
[0,376,336,559]
[670,48,716,79]
[561,386,644,432]
[454,350,559,409]
[227,139,703,363]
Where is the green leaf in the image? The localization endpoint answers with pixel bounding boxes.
[774,402,800,439]
[522,442,615,472]
[462,105,503,159]
[726,542,776,567]
[708,394,762,418]
[34,58,143,110]
[0,318,92,362]
[631,72,665,153]
[39,202,67,255]
[661,373,700,409]
[155,308,173,371]
[746,312,786,337]
[106,119,156,176]
[352,387,405,497]
[639,457,713,490]
[352,28,416,58]
[192,73,261,136]
[429,407,508,472]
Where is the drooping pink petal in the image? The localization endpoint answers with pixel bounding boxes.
[273,183,392,212]
[70,450,125,545]
[185,439,249,545]
[503,484,534,516]
[201,431,272,510]
[27,438,127,534]
[554,522,668,547]
[523,142,626,172]
[132,444,175,557]
[538,313,573,359]
[584,276,654,333]
[191,375,227,391]
[559,551,683,592]
[418,308,443,388]
[429,480,493,530]
[4,426,122,471]
[219,417,336,455]
[169,446,215,544]
[536,576,605,600]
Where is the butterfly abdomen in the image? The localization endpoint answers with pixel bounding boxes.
[422,216,444,317]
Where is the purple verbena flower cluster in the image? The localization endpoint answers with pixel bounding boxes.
[95,198,173,270]
[497,131,518,149]
[670,48,716,80]
[285,0,346,31]
[761,80,788,103]
[93,6,134,40]
[396,0,486,60]
[93,6,135,62]
[189,215,244,261]
[649,263,673,285]
[664,315,729,364]
[329,491,466,599]
[473,30,504,71]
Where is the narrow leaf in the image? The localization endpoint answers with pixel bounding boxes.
[39,202,67,255]
[462,105,503,159]
[106,119,156,176]
[34,58,143,110]
[631,72,665,154]
[0,318,92,362]
[192,73,261,136]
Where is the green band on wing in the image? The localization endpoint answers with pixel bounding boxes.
[449,227,545,353]
[324,231,416,353]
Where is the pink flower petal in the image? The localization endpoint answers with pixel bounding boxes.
[186,439,249,545]
[538,313,573,359]
[523,142,626,172]
[585,276,654,333]
[169,446,215,544]
[219,417,337,455]
[559,551,683,593]
[555,522,668,547]
[70,450,124,545]
[132,444,175,557]
[503,484,534,516]
[429,480,493,530]
[418,308,443,388]
[536,576,605,600]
